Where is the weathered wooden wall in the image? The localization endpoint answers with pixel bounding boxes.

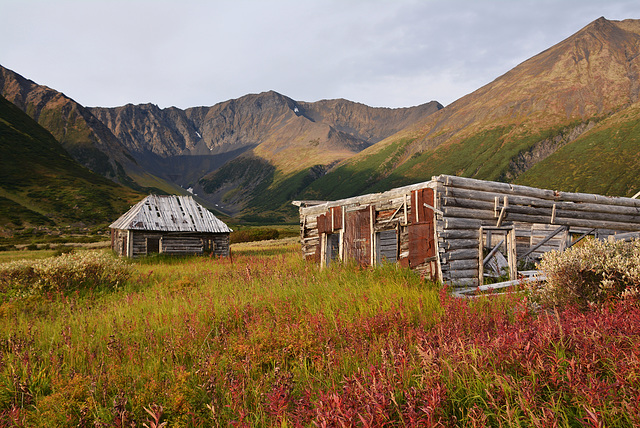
[111,229,230,257]
[298,181,439,275]
[435,175,640,286]
[298,174,640,288]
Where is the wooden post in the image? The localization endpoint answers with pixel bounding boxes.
[508,228,517,280]
[478,227,484,285]
[370,205,375,266]
[320,233,326,268]
[551,204,557,224]
[496,196,508,227]
[403,194,408,226]
[127,230,133,257]
[340,207,346,261]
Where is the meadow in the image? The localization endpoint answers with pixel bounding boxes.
[0,239,639,427]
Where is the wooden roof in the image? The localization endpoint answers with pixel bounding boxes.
[110,195,232,233]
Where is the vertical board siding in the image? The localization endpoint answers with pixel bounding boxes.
[376,229,398,263]
[332,207,343,231]
[344,207,372,266]
[406,188,436,271]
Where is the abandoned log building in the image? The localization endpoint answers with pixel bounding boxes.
[294,175,640,287]
[110,195,232,258]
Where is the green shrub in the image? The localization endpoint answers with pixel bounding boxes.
[53,245,74,256]
[230,227,297,244]
[0,250,131,294]
[535,238,640,309]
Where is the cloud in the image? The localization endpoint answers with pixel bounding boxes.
[2,0,640,108]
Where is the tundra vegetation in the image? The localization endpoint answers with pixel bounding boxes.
[0,239,638,427]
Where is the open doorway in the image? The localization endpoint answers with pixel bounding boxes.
[479,226,517,283]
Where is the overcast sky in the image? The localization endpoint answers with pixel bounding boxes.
[2,0,640,109]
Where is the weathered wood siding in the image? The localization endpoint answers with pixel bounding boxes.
[111,230,229,258]
[298,174,640,288]
[344,207,372,266]
[435,175,640,286]
[299,181,439,277]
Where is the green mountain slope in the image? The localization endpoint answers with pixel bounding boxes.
[302,17,640,201]
[0,95,141,233]
[515,104,640,195]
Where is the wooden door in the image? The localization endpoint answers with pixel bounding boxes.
[344,207,372,266]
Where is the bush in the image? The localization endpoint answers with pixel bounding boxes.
[230,228,280,244]
[535,238,640,309]
[0,250,132,294]
[53,245,74,256]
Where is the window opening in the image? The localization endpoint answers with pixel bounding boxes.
[376,229,398,264]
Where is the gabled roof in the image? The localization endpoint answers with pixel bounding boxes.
[110,195,232,233]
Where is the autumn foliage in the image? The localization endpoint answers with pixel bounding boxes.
[0,244,638,426]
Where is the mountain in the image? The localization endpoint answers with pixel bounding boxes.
[0,94,141,235]
[0,65,177,194]
[0,62,441,223]
[2,16,640,228]
[89,92,442,219]
[303,17,640,200]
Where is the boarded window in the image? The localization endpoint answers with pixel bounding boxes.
[317,213,330,235]
[319,207,343,234]
[325,233,340,266]
[376,229,398,264]
[331,207,343,230]
[344,207,372,266]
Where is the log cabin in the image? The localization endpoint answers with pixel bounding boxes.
[293,175,640,288]
[110,195,231,258]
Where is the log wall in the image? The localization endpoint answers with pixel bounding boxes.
[111,229,230,257]
[298,174,640,288]
[435,175,640,286]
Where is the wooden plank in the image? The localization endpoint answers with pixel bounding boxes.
[518,226,567,260]
[444,218,483,229]
[439,229,480,239]
[343,207,372,266]
[447,269,479,279]
[440,175,640,208]
[442,248,478,262]
[444,277,479,287]
[444,259,479,270]
[444,186,640,215]
[442,239,479,250]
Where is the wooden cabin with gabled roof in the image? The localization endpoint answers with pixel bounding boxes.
[293,175,640,288]
[110,195,232,258]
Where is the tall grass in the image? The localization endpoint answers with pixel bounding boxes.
[0,242,638,426]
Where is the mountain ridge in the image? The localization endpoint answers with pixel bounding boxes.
[2,16,640,227]
[301,17,640,202]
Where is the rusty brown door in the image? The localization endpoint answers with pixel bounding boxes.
[407,188,436,268]
[344,207,372,266]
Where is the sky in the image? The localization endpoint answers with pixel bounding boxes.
[2,0,640,109]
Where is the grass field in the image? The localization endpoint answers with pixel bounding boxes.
[1,240,639,427]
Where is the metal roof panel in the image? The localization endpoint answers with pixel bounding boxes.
[110,195,232,233]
